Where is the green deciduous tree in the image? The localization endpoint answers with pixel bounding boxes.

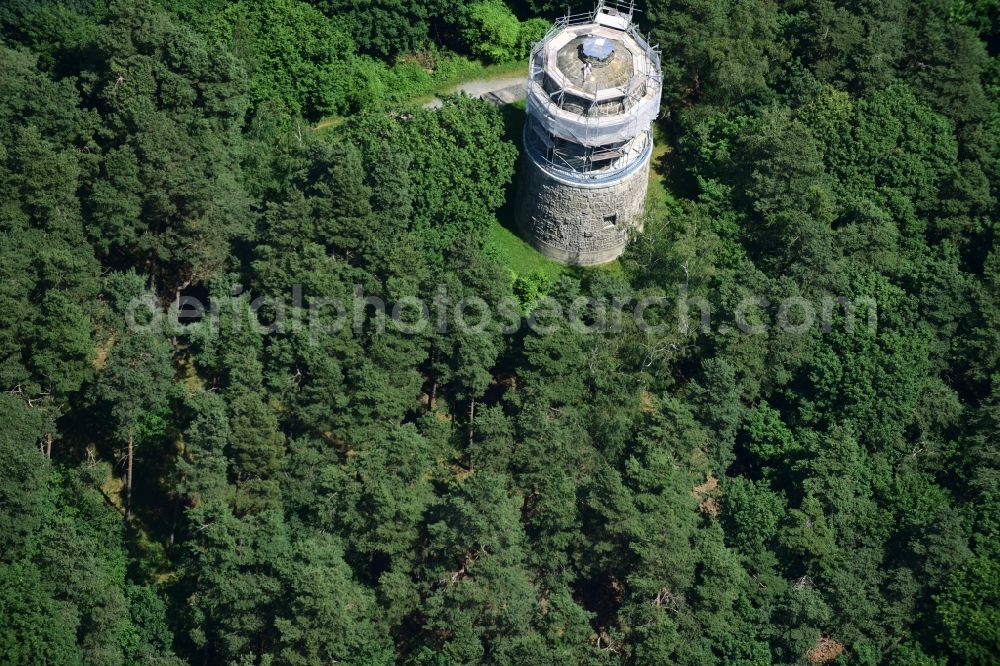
[935,555,1000,662]
[460,0,547,63]
[206,0,355,118]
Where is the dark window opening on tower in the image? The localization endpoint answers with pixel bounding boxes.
[560,93,592,115]
[604,214,619,228]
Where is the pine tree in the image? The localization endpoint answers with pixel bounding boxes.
[93,330,174,521]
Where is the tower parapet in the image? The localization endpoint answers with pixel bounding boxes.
[516,1,662,265]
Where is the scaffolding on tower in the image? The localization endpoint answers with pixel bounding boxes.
[523,0,662,181]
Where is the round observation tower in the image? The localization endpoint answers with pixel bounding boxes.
[516,1,662,265]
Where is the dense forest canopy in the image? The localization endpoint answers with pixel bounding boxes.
[0,0,998,664]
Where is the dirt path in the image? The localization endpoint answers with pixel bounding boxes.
[423,76,528,108]
[311,74,528,131]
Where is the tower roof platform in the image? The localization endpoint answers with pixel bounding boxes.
[550,26,637,97]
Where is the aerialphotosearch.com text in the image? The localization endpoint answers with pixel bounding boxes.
[127,284,879,339]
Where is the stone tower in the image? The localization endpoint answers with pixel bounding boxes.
[516,1,661,266]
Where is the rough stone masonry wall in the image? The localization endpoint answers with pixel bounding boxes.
[516,155,650,265]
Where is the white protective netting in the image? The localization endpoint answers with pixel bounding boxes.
[524,14,662,149]
[525,85,660,147]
